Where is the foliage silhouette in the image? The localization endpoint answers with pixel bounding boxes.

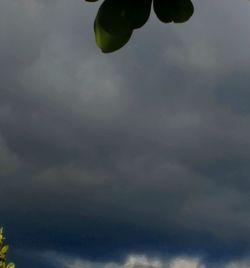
[85,0,194,53]
[0,228,15,268]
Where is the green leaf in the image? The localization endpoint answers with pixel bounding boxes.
[96,0,132,35]
[123,0,152,29]
[6,263,15,268]
[94,16,133,53]
[1,246,9,254]
[153,0,193,23]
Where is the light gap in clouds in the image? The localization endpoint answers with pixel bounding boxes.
[42,253,250,268]
[45,253,204,268]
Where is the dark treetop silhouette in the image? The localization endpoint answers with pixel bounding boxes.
[85,0,194,53]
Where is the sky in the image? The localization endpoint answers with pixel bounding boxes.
[1,0,250,267]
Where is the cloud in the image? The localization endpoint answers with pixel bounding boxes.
[29,252,250,268]
[0,133,21,175]
[42,253,204,268]
[49,253,250,268]
[1,0,250,267]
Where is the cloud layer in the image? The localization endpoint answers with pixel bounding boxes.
[1,0,250,267]
[23,253,250,268]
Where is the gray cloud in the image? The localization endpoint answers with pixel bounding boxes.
[23,252,250,268]
[1,0,250,266]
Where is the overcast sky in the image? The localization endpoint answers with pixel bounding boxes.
[1,0,250,267]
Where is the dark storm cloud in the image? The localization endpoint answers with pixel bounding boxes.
[2,0,250,267]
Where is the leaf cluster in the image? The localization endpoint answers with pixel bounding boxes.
[0,228,15,268]
[85,0,194,53]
